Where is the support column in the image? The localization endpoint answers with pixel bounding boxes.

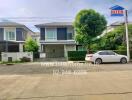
[41,44,43,52]
[64,45,67,58]
[19,43,23,52]
[38,44,42,52]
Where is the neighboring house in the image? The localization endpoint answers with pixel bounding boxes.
[0,21,34,53]
[101,21,132,36]
[31,32,40,42]
[35,22,77,58]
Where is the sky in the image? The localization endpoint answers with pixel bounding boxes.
[0,0,132,32]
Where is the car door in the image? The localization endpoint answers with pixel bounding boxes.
[98,51,110,62]
[107,51,119,62]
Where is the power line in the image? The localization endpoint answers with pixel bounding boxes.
[0,16,74,19]
[0,16,74,23]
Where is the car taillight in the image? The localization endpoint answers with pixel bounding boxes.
[88,55,93,57]
[87,54,93,58]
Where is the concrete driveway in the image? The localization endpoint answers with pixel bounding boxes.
[0,63,132,100]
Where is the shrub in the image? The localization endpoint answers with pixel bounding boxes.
[113,50,127,55]
[24,37,39,52]
[20,57,31,62]
[68,51,87,61]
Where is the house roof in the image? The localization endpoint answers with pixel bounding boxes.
[35,22,73,27]
[0,22,25,27]
[110,5,125,10]
[0,21,35,34]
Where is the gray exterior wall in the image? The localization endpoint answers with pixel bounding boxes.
[57,28,67,40]
[40,28,45,40]
[0,28,4,41]
[16,28,24,41]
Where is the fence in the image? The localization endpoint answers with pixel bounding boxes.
[1,52,33,62]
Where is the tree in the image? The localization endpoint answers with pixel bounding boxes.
[24,37,39,52]
[98,24,132,50]
[74,9,107,52]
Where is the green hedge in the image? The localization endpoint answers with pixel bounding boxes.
[68,51,87,61]
[113,50,127,55]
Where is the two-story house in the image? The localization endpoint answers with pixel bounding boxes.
[35,22,76,58]
[0,22,33,53]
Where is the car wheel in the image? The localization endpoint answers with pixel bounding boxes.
[95,58,102,64]
[120,58,127,64]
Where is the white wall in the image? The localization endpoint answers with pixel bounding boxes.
[40,53,46,58]
[19,43,24,52]
[67,27,74,40]
[67,27,74,34]
[1,52,33,62]
[64,45,76,57]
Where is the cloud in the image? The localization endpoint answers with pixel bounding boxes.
[13,8,33,17]
[0,0,131,31]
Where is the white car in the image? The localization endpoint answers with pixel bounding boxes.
[85,51,129,64]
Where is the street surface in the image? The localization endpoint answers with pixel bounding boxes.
[0,63,132,100]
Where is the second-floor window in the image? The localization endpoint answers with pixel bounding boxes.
[45,28,57,40]
[4,28,16,41]
[67,33,73,40]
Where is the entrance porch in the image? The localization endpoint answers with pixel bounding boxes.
[41,44,76,58]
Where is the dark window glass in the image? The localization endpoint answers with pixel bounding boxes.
[107,51,115,55]
[99,52,107,55]
[67,33,73,40]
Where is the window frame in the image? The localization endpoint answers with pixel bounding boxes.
[67,32,73,40]
[4,27,16,41]
[45,27,57,41]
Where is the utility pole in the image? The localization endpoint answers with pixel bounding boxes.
[125,10,130,61]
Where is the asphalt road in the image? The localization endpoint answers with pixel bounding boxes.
[0,63,132,100]
[0,63,132,75]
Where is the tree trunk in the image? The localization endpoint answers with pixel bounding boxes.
[87,43,91,54]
